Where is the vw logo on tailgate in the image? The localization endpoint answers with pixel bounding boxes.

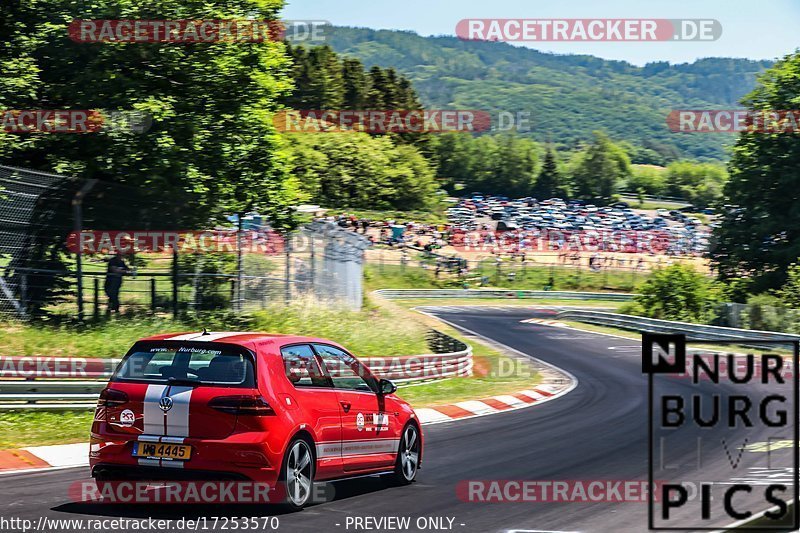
[159,396,174,412]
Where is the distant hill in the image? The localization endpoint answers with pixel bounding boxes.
[315,26,774,162]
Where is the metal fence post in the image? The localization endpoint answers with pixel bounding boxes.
[93,277,99,319]
[72,179,97,321]
[20,274,27,315]
[171,249,179,319]
[236,215,243,312]
[310,234,316,294]
[284,235,291,305]
[150,278,156,313]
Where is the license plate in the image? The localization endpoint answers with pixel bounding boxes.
[133,442,192,461]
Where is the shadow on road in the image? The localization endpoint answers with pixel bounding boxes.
[51,475,399,519]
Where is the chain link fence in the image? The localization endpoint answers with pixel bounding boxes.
[0,165,370,320]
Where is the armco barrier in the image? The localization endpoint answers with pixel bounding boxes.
[375,289,635,301]
[556,310,800,345]
[0,329,471,409]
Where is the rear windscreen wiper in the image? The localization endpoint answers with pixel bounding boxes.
[167,377,202,387]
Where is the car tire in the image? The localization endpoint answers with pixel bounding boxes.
[279,437,315,511]
[390,424,420,485]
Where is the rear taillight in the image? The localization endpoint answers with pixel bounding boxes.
[208,395,275,416]
[97,388,128,407]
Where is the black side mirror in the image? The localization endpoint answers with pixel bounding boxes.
[378,378,397,395]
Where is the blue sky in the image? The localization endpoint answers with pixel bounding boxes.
[282,0,799,66]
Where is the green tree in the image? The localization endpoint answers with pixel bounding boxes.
[430,133,475,193]
[664,161,727,206]
[0,0,296,228]
[485,134,538,197]
[533,147,561,199]
[631,264,721,323]
[387,144,439,208]
[366,66,387,108]
[627,165,667,196]
[283,45,344,110]
[777,260,800,309]
[286,133,438,210]
[569,131,631,203]
[712,51,800,291]
[341,58,369,109]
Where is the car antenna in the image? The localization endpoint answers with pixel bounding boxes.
[202,328,210,335]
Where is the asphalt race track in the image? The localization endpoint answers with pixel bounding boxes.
[1,306,796,533]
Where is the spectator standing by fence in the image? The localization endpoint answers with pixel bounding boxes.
[104,251,130,314]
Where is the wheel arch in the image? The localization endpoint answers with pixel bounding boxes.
[287,428,317,458]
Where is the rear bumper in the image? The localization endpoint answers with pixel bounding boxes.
[92,464,250,481]
[90,428,280,485]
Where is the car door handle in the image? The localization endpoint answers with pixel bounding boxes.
[340,401,351,413]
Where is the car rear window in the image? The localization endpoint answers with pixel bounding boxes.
[113,342,255,387]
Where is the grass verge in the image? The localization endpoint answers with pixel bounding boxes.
[364,263,648,293]
[0,411,93,449]
[0,299,430,359]
[389,297,626,309]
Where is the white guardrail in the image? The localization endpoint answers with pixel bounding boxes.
[375,289,636,301]
[0,331,472,410]
[556,310,800,345]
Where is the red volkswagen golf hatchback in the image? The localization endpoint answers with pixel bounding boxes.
[90,331,423,510]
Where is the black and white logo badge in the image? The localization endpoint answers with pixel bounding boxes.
[646,334,799,530]
[159,396,174,413]
[642,332,686,374]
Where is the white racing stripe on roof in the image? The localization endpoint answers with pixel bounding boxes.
[165,333,203,341]
[164,332,252,342]
[191,332,252,342]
